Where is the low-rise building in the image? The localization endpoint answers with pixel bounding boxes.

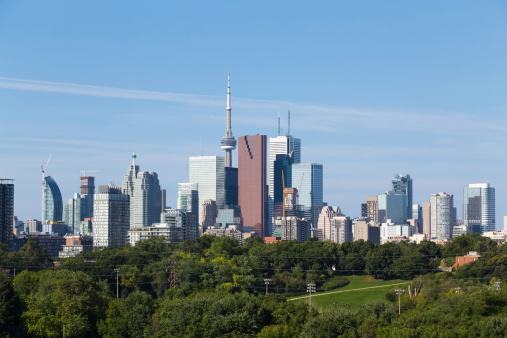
[453,251,481,269]
[58,235,93,258]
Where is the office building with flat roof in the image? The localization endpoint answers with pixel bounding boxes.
[392,174,413,219]
[0,179,14,247]
[463,183,495,233]
[189,156,225,226]
[93,185,130,249]
[238,135,267,237]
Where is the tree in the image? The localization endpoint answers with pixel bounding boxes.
[0,273,21,337]
[23,269,112,337]
[98,291,154,338]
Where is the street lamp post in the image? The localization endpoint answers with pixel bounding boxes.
[264,279,272,295]
[114,268,120,298]
[307,283,316,307]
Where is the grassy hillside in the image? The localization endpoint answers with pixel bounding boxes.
[290,275,408,309]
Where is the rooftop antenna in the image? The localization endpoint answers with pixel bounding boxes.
[288,110,291,136]
[278,112,281,136]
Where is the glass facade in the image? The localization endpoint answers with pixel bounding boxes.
[377,191,407,224]
[392,174,413,219]
[291,163,323,228]
[189,156,225,226]
[0,180,14,247]
[268,136,301,235]
[463,183,495,233]
[43,176,63,222]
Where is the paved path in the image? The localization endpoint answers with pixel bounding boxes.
[288,282,408,301]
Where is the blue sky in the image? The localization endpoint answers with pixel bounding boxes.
[1,1,507,229]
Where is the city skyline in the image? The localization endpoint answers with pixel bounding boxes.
[2,2,507,228]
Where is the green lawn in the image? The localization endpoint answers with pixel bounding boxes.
[290,275,408,309]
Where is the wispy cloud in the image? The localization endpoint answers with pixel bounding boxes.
[1,76,506,138]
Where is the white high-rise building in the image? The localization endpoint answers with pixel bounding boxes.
[463,183,495,233]
[268,135,301,235]
[330,215,352,244]
[430,192,456,240]
[316,206,341,241]
[189,156,225,225]
[122,154,162,228]
[93,185,130,249]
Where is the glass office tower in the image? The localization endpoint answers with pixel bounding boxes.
[189,156,225,226]
[291,163,323,228]
[463,183,495,233]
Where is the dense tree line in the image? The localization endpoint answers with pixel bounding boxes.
[0,233,506,337]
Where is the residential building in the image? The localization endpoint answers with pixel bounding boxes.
[430,192,456,240]
[422,202,431,237]
[280,216,309,243]
[463,183,495,233]
[189,156,225,225]
[238,135,267,237]
[26,219,42,233]
[43,176,63,223]
[64,192,93,234]
[0,179,14,247]
[380,222,414,242]
[330,215,352,244]
[93,185,130,249]
[392,174,413,219]
[452,251,480,270]
[377,191,407,224]
[58,235,93,258]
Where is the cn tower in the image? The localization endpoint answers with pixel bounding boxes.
[221,72,236,167]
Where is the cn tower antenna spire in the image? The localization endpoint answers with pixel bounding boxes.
[221,72,236,167]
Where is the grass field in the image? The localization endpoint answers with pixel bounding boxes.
[289,275,408,309]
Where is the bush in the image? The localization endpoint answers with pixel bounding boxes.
[321,277,350,291]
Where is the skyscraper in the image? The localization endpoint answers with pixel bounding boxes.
[366,196,378,223]
[43,176,63,223]
[268,134,301,235]
[189,156,225,225]
[377,191,407,224]
[122,154,162,228]
[430,192,456,240]
[0,179,14,247]
[291,163,323,228]
[177,183,199,214]
[392,174,413,219]
[238,135,267,237]
[316,205,341,241]
[330,215,353,244]
[93,185,130,249]
[131,171,162,228]
[463,183,495,233]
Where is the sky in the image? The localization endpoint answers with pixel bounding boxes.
[1,1,507,229]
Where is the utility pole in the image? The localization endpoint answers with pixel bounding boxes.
[264,279,272,295]
[307,283,316,307]
[63,324,65,338]
[394,289,404,314]
[495,281,501,291]
[114,268,120,298]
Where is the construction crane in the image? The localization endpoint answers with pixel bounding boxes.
[80,170,99,177]
[41,153,52,224]
[297,173,304,199]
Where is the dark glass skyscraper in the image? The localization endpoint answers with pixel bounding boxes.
[0,179,14,247]
[238,135,267,237]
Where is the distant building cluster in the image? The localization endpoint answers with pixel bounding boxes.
[0,75,504,256]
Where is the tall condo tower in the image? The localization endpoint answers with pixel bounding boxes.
[221,73,237,168]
